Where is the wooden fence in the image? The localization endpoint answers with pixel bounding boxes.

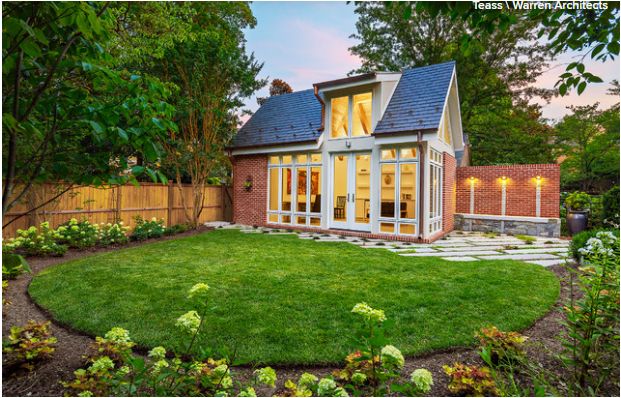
[2,182,233,238]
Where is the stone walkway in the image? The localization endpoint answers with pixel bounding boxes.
[205,222,571,267]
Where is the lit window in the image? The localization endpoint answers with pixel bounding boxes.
[330,96,349,138]
[352,92,372,137]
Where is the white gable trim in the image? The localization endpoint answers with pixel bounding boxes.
[436,68,464,151]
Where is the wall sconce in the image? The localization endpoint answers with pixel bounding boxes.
[535,175,542,185]
[501,176,507,185]
[469,176,475,184]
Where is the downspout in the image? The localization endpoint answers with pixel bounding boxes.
[417,130,425,241]
[313,85,325,132]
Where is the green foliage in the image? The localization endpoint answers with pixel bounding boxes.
[2,253,31,280]
[3,321,57,371]
[569,229,619,261]
[443,363,499,396]
[476,326,528,366]
[165,223,190,236]
[98,222,130,245]
[350,2,556,166]
[515,234,536,245]
[2,2,175,215]
[56,218,100,249]
[130,216,166,241]
[555,103,620,192]
[3,221,67,256]
[561,231,620,395]
[565,192,591,212]
[416,2,620,94]
[602,186,620,226]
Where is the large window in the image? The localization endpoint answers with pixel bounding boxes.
[429,149,443,234]
[267,153,322,226]
[379,147,418,235]
[330,92,373,139]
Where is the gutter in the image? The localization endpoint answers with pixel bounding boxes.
[313,85,325,132]
[417,130,425,240]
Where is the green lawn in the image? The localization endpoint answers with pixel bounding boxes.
[29,229,559,365]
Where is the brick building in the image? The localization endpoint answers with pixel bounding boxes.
[229,62,560,241]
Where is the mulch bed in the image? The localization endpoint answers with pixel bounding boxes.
[1,232,616,396]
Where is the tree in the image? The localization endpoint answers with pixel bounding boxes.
[349,2,555,165]
[416,1,620,95]
[554,99,620,192]
[112,2,265,228]
[1,2,174,222]
[257,78,293,105]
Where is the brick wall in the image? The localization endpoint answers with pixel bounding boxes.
[456,164,560,218]
[232,154,268,226]
[442,153,456,233]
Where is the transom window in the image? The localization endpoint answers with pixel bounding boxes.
[330,92,373,139]
[378,147,418,235]
[267,153,322,227]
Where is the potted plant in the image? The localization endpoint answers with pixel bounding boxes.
[565,191,590,235]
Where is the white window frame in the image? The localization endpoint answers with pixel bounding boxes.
[428,149,443,234]
[329,92,373,140]
[267,153,322,226]
[378,147,419,236]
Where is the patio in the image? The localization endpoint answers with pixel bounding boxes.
[210,222,570,267]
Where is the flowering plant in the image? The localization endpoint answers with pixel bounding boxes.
[56,218,100,248]
[130,216,166,241]
[3,320,57,371]
[476,326,528,365]
[98,222,130,245]
[3,222,66,256]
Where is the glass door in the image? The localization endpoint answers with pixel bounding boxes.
[331,153,371,231]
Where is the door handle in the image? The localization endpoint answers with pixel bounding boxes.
[347,193,350,202]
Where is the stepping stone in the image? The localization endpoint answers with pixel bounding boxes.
[476,253,559,261]
[438,245,506,252]
[466,240,525,246]
[442,256,480,262]
[504,248,569,254]
[388,247,438,253]
[399,250,500,257]
[527,259,566,267]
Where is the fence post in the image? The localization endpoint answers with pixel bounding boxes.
[167,180,174,226]
[115,184,122,222]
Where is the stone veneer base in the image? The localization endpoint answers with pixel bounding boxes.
[454,213,561,238]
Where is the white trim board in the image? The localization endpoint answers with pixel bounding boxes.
[456,213,560,224]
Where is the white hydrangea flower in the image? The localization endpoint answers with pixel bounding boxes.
[176,310,201,334]
[351,302,386,323]
[104,327,132,344]
[381,345,404,368]
[254,366,277,387]
[148,346,166,360]
[88,356,115,374]
[410,368,433,393]
[188,283,210,299]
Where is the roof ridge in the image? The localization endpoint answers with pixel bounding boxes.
[402,60,456,73]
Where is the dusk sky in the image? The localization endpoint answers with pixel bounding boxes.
[243,1,620,123]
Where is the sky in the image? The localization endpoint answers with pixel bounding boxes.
[243,1,620,123]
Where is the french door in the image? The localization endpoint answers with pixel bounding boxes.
[331,152,371,231]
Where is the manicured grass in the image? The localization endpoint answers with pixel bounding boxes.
[29,229,559,365]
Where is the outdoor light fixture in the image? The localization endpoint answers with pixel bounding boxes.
[536,175,542,184]
[501,176,507,184]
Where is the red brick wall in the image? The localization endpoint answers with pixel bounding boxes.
[456,164,560,218]
[232,154,268,226]
[442,153,456,233]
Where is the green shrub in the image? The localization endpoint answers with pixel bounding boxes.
[130,216,166,241]
[3,321,57,370]
[562,231,620,394]
[602,185,619,227]
[56,218,100,249]
[2,222,67,256]
[476,326,528,365]
[164,223,190,236]
[565,191,591,211]
[443,363,498,396]
[98,222,130,245]
[570,229,620,260]
[2,254,31,280]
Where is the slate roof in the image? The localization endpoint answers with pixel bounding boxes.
[231,61,455,148]
[374,61,455,134]
[231,89,322,148]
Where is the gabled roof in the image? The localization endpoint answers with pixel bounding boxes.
[231,89,322,148]
[374,61,455,135]
[231,61,457,149]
